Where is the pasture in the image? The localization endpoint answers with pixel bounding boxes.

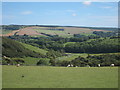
[2,66,118,88]
[55,53,88,61]
[56,53,120,61]
[2,26,111,38]
[20,42,47,55]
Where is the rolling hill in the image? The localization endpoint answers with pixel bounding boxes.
[20,42,47,55]
[2,37,45,58]
[2,25,113,37]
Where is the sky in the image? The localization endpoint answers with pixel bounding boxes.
[2,2,118,27]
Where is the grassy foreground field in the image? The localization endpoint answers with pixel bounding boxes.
[2,66,118,88]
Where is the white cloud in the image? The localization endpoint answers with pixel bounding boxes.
[21,11,32,15]
[72,13,77,16]
[83,1,91,5]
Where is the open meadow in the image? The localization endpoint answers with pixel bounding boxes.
[2,66,118,88]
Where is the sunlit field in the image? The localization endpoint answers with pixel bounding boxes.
[2,66,118,88]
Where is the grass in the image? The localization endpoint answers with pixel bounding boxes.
[80,33,96,36]
[23,57,39,66]
[0,65,1,89]
[56,53,120,61]
[11,57,50,66]
[64,42,76,46]
[2,66,118,88]
[2,30,13,34]
[56,53,89,61]
[56,54,80,61]
[22,27,95,37]
[34,29,73,37]
[36,29,68,35]
[15,57,39,66]
[20,42,47,55]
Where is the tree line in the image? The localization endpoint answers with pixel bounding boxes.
[2,53,120,67]
[7,34,119,54]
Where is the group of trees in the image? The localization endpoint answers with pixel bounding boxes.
[70,54,120,67]
[3,53,120,67]
[93,31,117,37]
[2,57,25,65]
[2,25,25,30]
[36,58,50,66]
[2,36,119,67]
[7,33,119,54]
[47,28,64,31]
[65,38,119,53]
[36,54,120,67]
[2,26,119,66]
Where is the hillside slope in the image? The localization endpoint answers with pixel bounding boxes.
[2,26,111,37]
[2,37,45,57]
[20,42,47,55]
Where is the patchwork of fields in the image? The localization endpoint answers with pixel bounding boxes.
[2,66,118,88]
[2,26,109,37]
[2,25,119,88]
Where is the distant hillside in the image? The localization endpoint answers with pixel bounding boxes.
[2,25,116,37]
[2,37,45,58]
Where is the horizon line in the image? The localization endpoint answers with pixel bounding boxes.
[1,24,118,28]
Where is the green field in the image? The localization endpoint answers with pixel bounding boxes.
[2,30,13,34]
[56,53,88,61]
[11,57,43,66]
[36,29,71,37]
[56,54,79,61]
[55,53,120,62]
[20,42,47,55]
[11,57,50,66]
[2,66,118,88]
[64,42,76,46]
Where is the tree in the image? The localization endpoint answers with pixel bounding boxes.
[49,59,56,66]
[12,58,25,65]
[37,59,50,66]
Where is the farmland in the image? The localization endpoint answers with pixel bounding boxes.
[2,27,120,67]
[1,1,119,89]
[2,26,112,37]
[2,25,119,88]
[2,66,118,88]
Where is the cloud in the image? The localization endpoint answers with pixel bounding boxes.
[83,1,91,5]
[72,13,77,16]
[21,11,32,15]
